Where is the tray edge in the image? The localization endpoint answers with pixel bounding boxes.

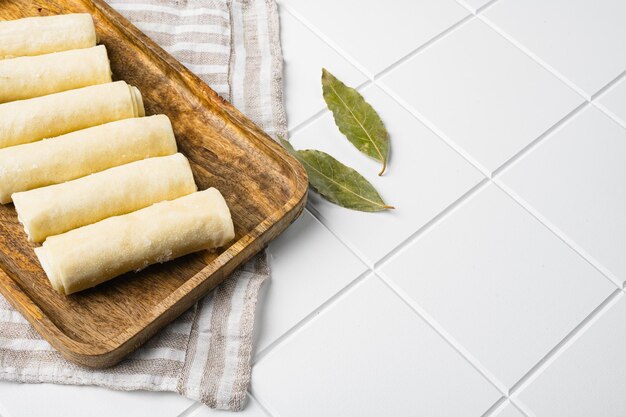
[0,0,309,368]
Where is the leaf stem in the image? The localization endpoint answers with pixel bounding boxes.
[378,159,387,176]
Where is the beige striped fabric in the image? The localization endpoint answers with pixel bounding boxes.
[0,0,285,411]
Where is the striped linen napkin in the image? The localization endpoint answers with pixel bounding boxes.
[0,0,286,411]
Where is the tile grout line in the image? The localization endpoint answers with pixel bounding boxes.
[369,103,622,417]
[176,403,202,417]
[493,180,623,288]
[476,8,626,133]
[483,398,535,417]
[280,0,624,374]
[372,14,475,82]
[304,201,375,269]
[456,0,502,14]
[590,69,626,101]
[373,178,490,269]
[489,101,589,177]
[372,0,503,83]
[376,81,492,177]
[254,178,491,387]
[276,1,373,78]
[288,106,329,137]
[474,14,589,100]
[373,69,626,289]
[475,2,626,135]
[480,398,530,417]
[591,69,626,130]
[479,397,509,417]
[280,0,489,85]
[275,1,502,370]
[367,91,622,406]
[287,79,372,137]
[375,66,623,238]
[253,268,372,366]
[285,0,623,355]
[504,288,624,417]
[508,289,624,397]
[510,398,539,417]
[594,101,626,131]
[378,262,623,417]
[268,3,626,416]
[375,273,509,395]
[248,390,279,417]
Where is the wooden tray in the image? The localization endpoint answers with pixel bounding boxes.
[0,0,307,367]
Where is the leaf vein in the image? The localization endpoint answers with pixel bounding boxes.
[328,83,384,163]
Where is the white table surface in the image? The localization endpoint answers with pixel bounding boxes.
[2,0,626,416]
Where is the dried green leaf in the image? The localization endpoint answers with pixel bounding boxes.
[322,68,389,175]
[280,138,393,212]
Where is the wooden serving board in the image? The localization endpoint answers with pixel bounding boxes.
[0,0,307,367]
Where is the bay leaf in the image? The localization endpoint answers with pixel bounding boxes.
[280,138,393,212]
[322,68,389,175]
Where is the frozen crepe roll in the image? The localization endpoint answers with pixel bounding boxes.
[0,115,176,203]
[35,188,235,295]
[0,45,112,103]
[0,80,144,149]
[0,13,96,59]
[13,154,197,242]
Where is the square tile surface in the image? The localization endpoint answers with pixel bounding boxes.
[252,276,501,417]
[597,76,626,127]
[457,0,493,13]
[280,8,367,130]
[517,295,626,417]
[492,402,526,417]
[380,184,615,387]
[290,85,484,265]
[499,107,626,285]
[279,0,469,76]
[258,210,367,353]
[484,0,626,97]
[380,19,583,173]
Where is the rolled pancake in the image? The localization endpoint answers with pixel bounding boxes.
[0,115,176,204]
[0,45,112,103]
[0,80,144,149]
[0,14,96,59]
[35,188,235,295]
[13,154,197,242]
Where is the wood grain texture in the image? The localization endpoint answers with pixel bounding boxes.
[0,0,307,368]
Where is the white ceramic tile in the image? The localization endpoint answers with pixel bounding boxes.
[257,210,367,353]
[493,402,526,417]
[517,295,626,417]
[484,0,626,97]
[279,8,367,130]
[499,107,626,285]
[252,276,501,417]
[0,382,193,417]
[0,401,10,417]
[597,76,626,126]
[191,395,269,417]
[380,184,615,387]
[279,0,469,76]
[457,0,493,13]
[289,84,484,265]
[379,19,583,173]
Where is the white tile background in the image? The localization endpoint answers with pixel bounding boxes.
[2,0,626,415]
